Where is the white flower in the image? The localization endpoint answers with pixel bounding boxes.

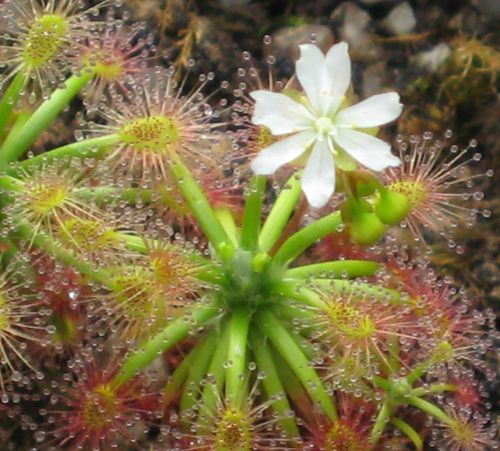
[250,42,403,208]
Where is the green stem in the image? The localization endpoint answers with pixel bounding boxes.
[293,278,402,303]
[410,383,457,398]
[241,175,266,250]
[272,281,324,308]
[388,336,400,374]
[0,72,93,167]
[272,212,343,268]
[3,110,30,146]
[114,302,220,387]
[169,154,229,250]
[370,399,392,444]
[371,376,394,393]
[406,362,430,385]
[0,73,27,140]
[0,175,24,192]
[271,347,315,424]
[284,260,380,279]
[250,331,299,438]
[215,208,239,247]
[288,330,316,360]
[226,308,251,407]
[391,418,423,451]
[407,396,454,425]
[180,331,218,420]
[256,309,337,421]
[276,303,316,323]
[12,134,119,173]
[259,173,301,253]
[199,321,230,418]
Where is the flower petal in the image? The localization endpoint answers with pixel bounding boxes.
[250,90,312,135]
[336,92,403,128]
[301,138,336,208]
[334,128,401,171]
[251,130,316,175]
[323,42,351,115]
[296,42,351,116]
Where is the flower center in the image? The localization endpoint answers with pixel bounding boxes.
[22,14,69,69]
[87,50,125,81]
[82,383,117,430]
[58,218,114,249]
[388,180,427,208]
[256,126,278,150]
[324,422,364,451]
[431,340,455,364]
[326,302,375,339]
[0,292,9,332]
[28,181,71,216]
[450,421,475,446]
[215,407,253,450]
[315,117,337,136]
[118,116,179,153]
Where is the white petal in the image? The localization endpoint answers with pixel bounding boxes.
[250,90,312,135]
[323,42,351,115]
[251,130,316,175]
[296,42,351,116]
[336,92,403,128]
[295,44,325,115]
[301,138,336,208]
[333,128,401,171]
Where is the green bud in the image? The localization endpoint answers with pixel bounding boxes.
[217,242,235,262]
[375,190,411,225]
[251,252,271,273]
[349,211,386,246]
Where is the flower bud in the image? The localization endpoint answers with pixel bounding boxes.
[342,198,386,245]
[375,190,411,225]
[349,211,387,246]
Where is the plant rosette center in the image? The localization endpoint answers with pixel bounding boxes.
[220,249,277,309]
[118,116,180,153]
[23,14,69,69]
[82,384,117,430]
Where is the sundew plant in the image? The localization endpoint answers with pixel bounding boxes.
[0,1,497,450]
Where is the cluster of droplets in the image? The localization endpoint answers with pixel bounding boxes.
[0,0,120,97]
[383,130,493,251]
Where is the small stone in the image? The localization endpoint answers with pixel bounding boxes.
[362,63,385,97]
[267,25,335,61]
[383,2,417,35]
[331,3,381,61]
[414,43,451,72]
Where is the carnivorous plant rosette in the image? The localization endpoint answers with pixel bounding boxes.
[0,1,496,449]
